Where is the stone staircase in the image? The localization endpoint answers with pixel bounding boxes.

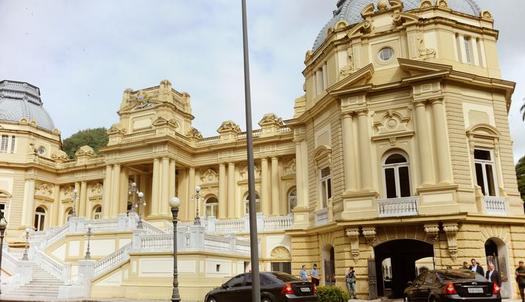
[3,264,61,300]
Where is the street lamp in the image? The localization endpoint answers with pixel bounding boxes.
[168,196,181,302]
[193,186,201,225]
[85,225,92,260]
[22,227,32,261]
[0,216,7,295]
[129,182,146,229]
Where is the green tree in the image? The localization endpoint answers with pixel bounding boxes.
[62,128,108,158]
[516,155,525,201]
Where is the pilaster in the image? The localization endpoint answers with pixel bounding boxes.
[271,157,280,216]
[227,162,236,218]
[218,164,226,219]
[261,158,270,216]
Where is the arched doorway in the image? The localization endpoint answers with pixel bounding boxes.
[322,245,335,286]
[374,239,434,298]
[485,238,511,298]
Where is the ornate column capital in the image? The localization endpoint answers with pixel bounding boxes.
[429,97,444,105]
[345,228,360,258]
[362,226,376,246]
[424,223,440,242]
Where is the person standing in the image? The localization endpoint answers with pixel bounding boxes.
[310,264,320,286]
[469,258,484,276]
[516,261,525,302]
[462,261,469,269]
[345,266,357,299]
[299,265,308,282]
[485,263,501,287]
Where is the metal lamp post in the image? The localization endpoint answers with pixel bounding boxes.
[168,197,181,302]
[22,227,31,261]
[193,186,201,225]
[85,225,92,260]
[137,191,145,229]
[129,182,145,229]
[0,216,7,295]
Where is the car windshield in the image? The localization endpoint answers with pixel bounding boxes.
[270,272,301,282]
[437,270,484,281]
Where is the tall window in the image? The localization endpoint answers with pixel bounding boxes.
[0,135,8,153]
[34,206,46,231]
[65,207,74,223]
[383,153,411,198]
[92,205,102,220]
[10,136,15,153]
[244,192,261,214]
[464,36,473,64]
[287,187,297,214]
[474,149,496,196]
[320,167,332,208]
[0,203,6,219]
[205,197,219,218]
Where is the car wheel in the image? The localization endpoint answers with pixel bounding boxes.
[404,296,411,302]
[261,297,272,302]
[207,297,217,302]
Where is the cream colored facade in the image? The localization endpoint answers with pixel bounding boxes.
[0,0,524,300]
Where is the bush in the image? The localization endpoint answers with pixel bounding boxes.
[317,285,349,302]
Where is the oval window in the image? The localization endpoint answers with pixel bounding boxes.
[378,47,394,61]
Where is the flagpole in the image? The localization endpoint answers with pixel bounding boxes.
[241,0,261,301]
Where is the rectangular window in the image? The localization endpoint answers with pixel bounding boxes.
[399,167,411,197]
[10,136,15,153]
[320,167,332,208]
[385,168,396,198]
[474,149,497,196]
[0,204,5,219]
[271,262,292,274]
[0,135,7,153]
[476,38,484,67]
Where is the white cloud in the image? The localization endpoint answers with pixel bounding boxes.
[0,0,523,162]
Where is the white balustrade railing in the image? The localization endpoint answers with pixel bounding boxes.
[2,248,21,274]
[263,214,293,231]
[93,243,131,278]
[140,233,172,251]
[33,249,67,281]
[214,218,246,234]
[484,196,507,215]
[378,196,419,217]
[315,208,329,226]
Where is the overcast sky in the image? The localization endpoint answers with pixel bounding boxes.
[1,0,524,162]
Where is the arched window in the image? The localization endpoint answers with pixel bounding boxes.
[383,153,411,198]
[92,205,102,220]
[64,207,73,223]
[34,206,46,231]
[287,187,297,214]
[244,192,261,214]
[205,197,219,218]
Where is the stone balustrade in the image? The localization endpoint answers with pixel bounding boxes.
[483,196,507,215]
[377,196,419,217]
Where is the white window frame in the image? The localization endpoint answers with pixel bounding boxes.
[205,197,219,218]
[0,135,8,153]
[287,187,297,214]
[464,36,474,64]
[92,205,102,220]
[382,152,411,198]
[34,206,46,231]
[474,149,498,197]
[320,167,332,209]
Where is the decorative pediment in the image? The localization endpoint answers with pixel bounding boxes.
[239,165,261,180]
[75,145,96,158]
[373,107,412,135]
[0,189,12,200]
[61,185,75,202]
[107,123,126,135]
[200,168,218,184]
[186,127,203,140]
[152,117,179,128]
[466,124,500,140]
[313,145,332,169]
[419,0,433,9]
[35,182,54,199]
[51,150,69,162]
[329,64,374,95]
[89,182,103,199]
[398,58,452,77]
[270,246,291,260]
[217,120,241,134]
[284,159,296,176]
[258,113,284,128]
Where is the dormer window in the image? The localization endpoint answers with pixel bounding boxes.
[378,47,394,62]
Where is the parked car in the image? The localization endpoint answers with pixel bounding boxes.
[404,269,501,302]
[205,272,319,302]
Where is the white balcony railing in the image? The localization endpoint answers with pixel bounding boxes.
[483,196,507,215]
[378,196,419,217]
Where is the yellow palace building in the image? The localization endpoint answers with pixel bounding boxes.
[0,0,523,300]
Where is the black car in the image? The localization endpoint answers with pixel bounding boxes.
[404,269,501,302]
[205,272,319,302]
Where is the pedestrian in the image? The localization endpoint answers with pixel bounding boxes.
[299,265,308,282]
[311,264,320,286]
[485,263,501,287]
[462,261,469,269]
[516,261,525,302]
[469,258,484,276]
[345,266,357,299]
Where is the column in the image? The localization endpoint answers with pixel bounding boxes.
[151,159,160,216]
[119,167,129,214]
[80,181,88,217]
[227,162,236,218]
[357,110,373,190]
[295,142,304,208]
[74,182,81,215]
[160,157,170,217]
[415,102,434,185]
[102,165,113,219]
[111,164,121,216]
[22,179,36,227]
[139,174,148,217]
[341,113,357,192]
[168,159,177,216]
[52,184,60,226]
[187,167,196,221]
[218,163,227,219]
[271,157,280,215]
[300,141,309,206]
[431,99,452,184]
[261,158,270,216]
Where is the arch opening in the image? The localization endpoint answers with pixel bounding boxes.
[485,237,511,298]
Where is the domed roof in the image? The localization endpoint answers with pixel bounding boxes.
[313,0,481,50]
[0,80,55,131]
